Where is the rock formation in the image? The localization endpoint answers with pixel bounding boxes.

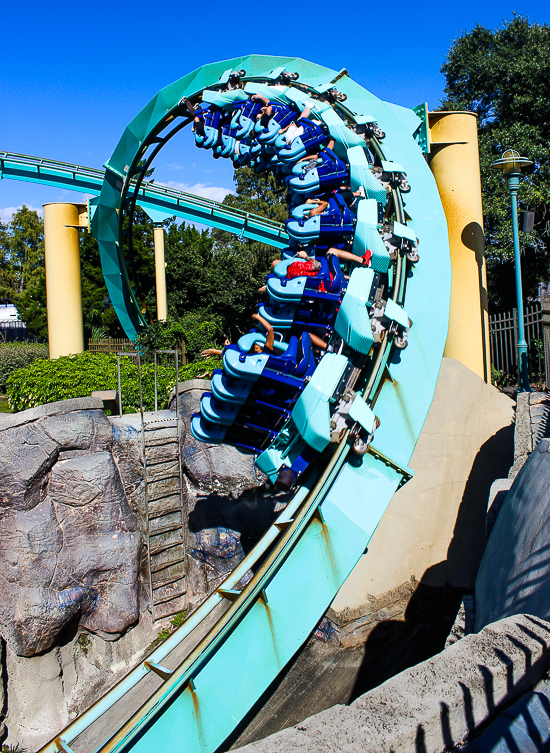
[0,399,141,657]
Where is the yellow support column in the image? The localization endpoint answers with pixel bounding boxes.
[428,111,491,382]
[154,225,168,322]
[43,203,86,359]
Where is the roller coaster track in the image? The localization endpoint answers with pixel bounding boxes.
[1,56,451,753]
[0,151,289,248]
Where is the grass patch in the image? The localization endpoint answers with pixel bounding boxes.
[146,610,187,651]
[0,395,12,413]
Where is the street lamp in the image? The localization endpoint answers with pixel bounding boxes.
[491,149,534,392]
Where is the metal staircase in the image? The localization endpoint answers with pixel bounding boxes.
[142,351,187,621]
[142,410,186,620]
[117,349,187,621]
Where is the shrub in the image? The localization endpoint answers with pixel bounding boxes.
[0,342,49,392]
[6,351,221,413]
[135,313,225,363]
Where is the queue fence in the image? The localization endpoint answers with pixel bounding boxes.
[489,302,545,384]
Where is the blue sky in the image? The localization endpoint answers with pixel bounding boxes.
[1,0,549,223]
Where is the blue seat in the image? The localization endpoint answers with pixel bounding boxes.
[231,100,263,138]
[191,413,228,444]
[260,303,335,339]
[277,119,329,163]
[266,256,345,304]
[257,104,296,144]
[196,109,223,149]
[211,370,254,404]
[286,195,355,241]
[288,149,349,193]
[233,141,254,166]
[200,392,241,426]
[264,335,300,373]
[220,133,237,158]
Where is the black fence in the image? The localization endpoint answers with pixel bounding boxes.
[489,302,544,382]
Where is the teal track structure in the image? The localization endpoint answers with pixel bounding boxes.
[0,151,289,250]
[1,56,451,753]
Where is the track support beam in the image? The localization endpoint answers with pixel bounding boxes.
[428,111,491,382]
[43,202,86,359]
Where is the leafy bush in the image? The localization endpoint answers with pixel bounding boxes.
[491,365,516,388]
[135,313,225,363]
[6,351,221,413]
[0,342,49,392]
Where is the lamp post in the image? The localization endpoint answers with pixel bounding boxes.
[491,149,534,392]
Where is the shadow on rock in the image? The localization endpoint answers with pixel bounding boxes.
[350,423,514,701]
[188,486,288,554]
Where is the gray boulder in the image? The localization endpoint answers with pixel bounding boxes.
[173,380,265,494]
[476,438,550,630]
[0,403,140,657]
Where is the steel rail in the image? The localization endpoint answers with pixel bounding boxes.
[39,479,311,753]
[99,435,353,753]
[92,199,409,751]
[45,168,407,753]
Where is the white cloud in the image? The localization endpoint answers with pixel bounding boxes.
[166,162,196,171]
[163,181,234,203]
[0,204,44,223]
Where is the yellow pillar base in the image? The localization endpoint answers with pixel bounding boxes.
[428,111,491,382]
[44,203,86,359]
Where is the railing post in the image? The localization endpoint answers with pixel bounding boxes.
[513,308,518,374]
[541,297,550,389]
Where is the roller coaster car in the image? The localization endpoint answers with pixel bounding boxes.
[287,149,349,193]
[373,162,411,193]
[381,221,420,263]
[200,391,292,432]
[210,353,304,413]
[223,333,316,382]
[256,353,378,489]
[276,119,330,163]
[191,409,281,453]
[285,195,355,242]
[191,335,317,451]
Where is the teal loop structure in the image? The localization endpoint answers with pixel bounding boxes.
[1,56,452,753]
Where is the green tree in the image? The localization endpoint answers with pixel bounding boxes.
[0,205,157,341]
[123,206,156,320]
[80,231,124,339]
[164,167,287,337]
[8,205,44,294]
[0,206,48,338]
[441,15,550,311]
[0,220,13,299]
